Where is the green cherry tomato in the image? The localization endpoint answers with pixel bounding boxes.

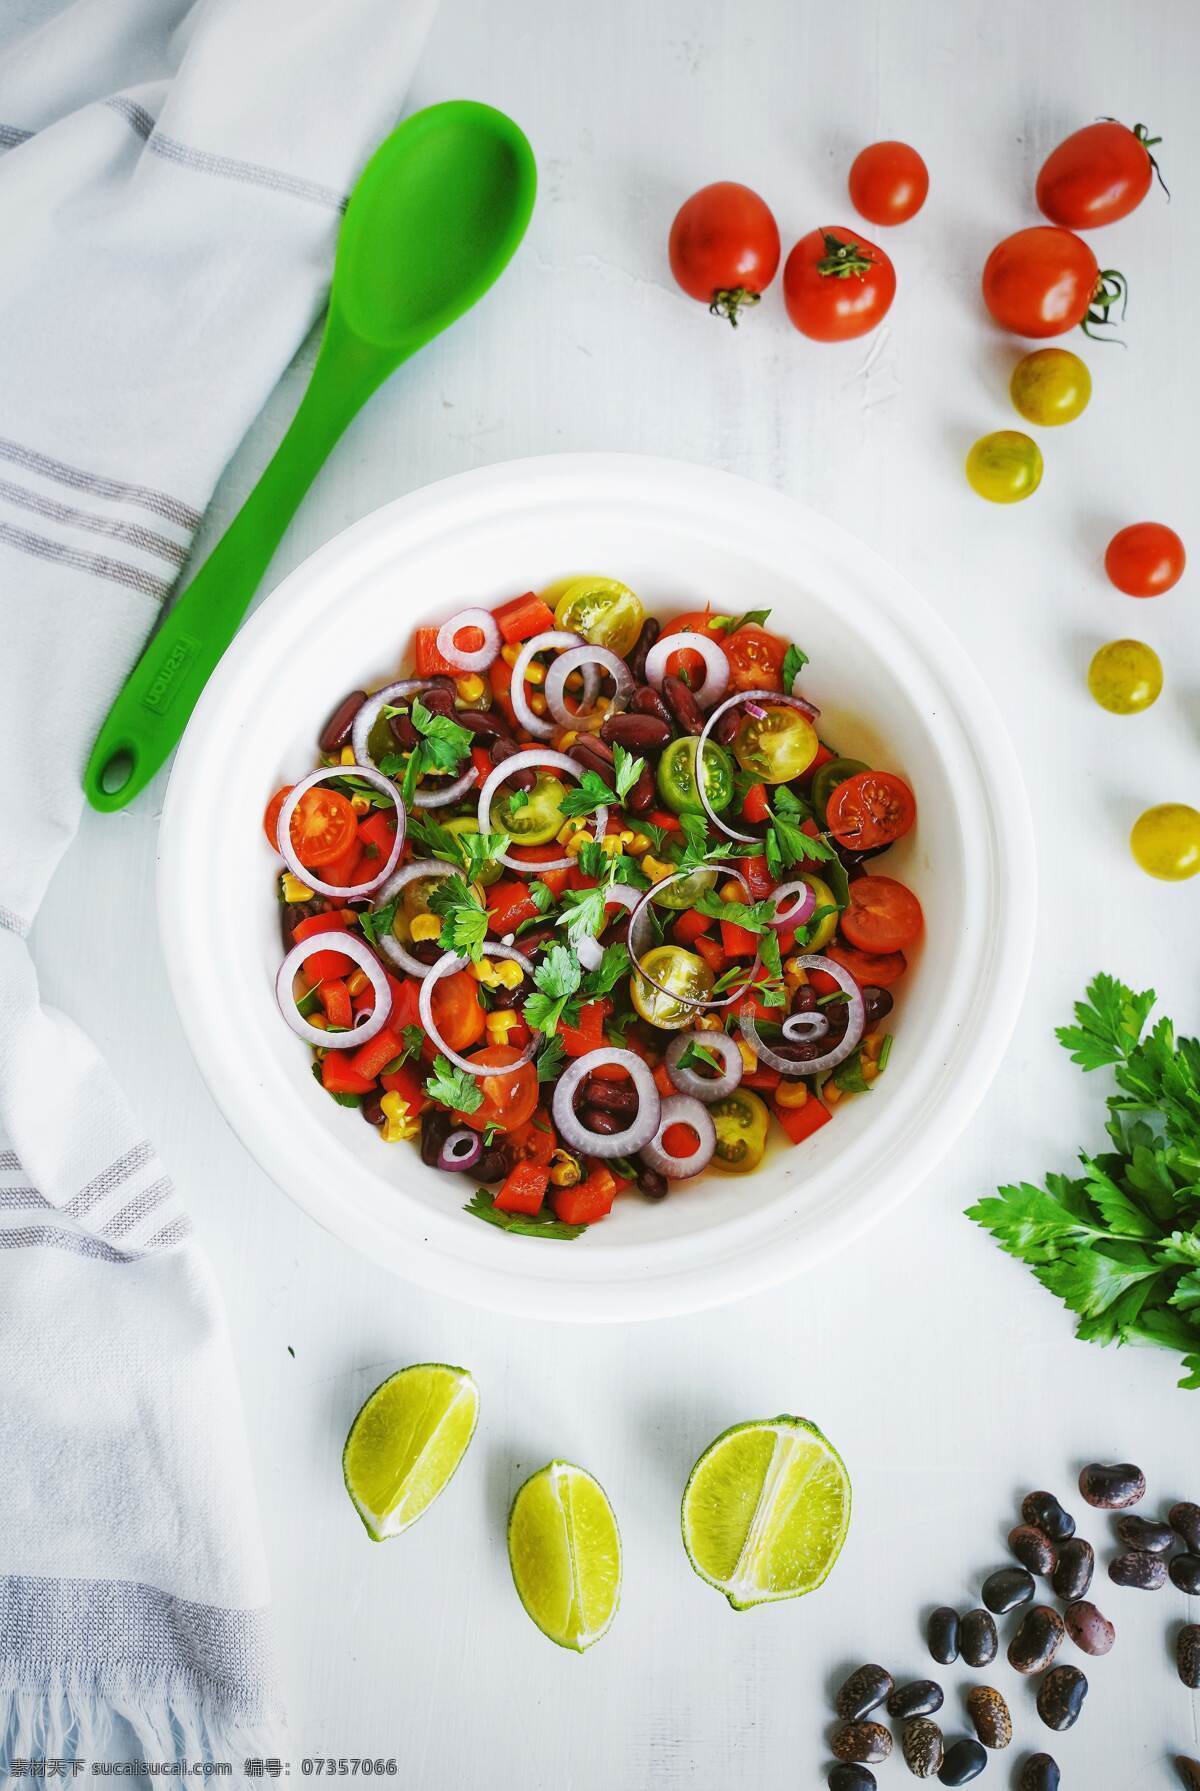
[1010,348,1092,426]
[797,872,840,952]
[1087,640,1162,715]
[1130,804,1200,881]
[732,705,819,783]
[656,735,735,815]
[651,864,718,910]
[494,773,567,845]
[441,815,504,883]
[630,945,715,1029]
[810,756,870,825]
[709,1088,770,1173]
[553,575,645,657]
[966,430,1044,504]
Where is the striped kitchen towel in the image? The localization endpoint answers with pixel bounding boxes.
[0,0,437,1774]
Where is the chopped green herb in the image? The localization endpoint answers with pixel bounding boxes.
[694,889,775,933]
[611,743,646,802]
[674,1039,724,1074]
[523,944,584,1037]
[877,1033,894,1072]
[528,879,556,914]
[559,767,616,819]
[357,896,398,949]
[535,1034,566,1084]
[424,1054,484,1114]
[708,608,773,637]
[781,643,809,691]
[832,1048,872,1095]
[583,941,631,999]
[428,872,489,962]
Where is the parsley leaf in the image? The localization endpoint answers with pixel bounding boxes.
[424,1054,484,1114]
[558,767,615,819]
[428,872,489,962]
[583,941,631,998]
[694,889,775,933]
[523,944,583,1037]
[611,744,646,802]
[674,1039,724,1074]
[464,1186,584,1239]
[781,643,809,691]
[557,884,609,951]
[357,896,398,949]
[528,879,556,914]
[535,1034,566,1084]
[708,608,772,637]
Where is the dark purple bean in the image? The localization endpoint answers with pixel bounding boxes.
[1079,1461,1145,1509]
[981,1565,1035,1614]
[965,1685,1011,1749]
[568,736,615,776]
[1115,1513,1175,1552]
[662,673,704,736]
[419,1108,453,1168]
[625,766,657,813]
[886,1679,942,1720]
[1178,1625,1200,1690]
[475,1148,510,1185]
[579,1106,623,1136]
[319,689,368,752]
[1009,1524,1057,1575]
[1108,1549,1166,1590]
[1008,1605,1065,1675]
[600,712,672,752]
[387,711,419,751]
[282,899,325,948]
[828,1770,876,1791]
[582,1077,637,1117]
[636,1164,668,1200]
[713,707,742,746]
[417,684,456,718]
[1051,1536,1093,1601]
[1018,1754,1061,1791]
[360,1091,387,1128]
[626,617,660,684]
[835,1665,893,1722]
[1171,1554,1200,1594]
[456,709,507,743]
[632,684,673,727]
[901,1718,943,1779]
[1169,1501,1200,1552]
[490,737,537,791]
[861,986,894,1026]
[1064,1599,1114,1655]
[937,1738,986,1785]
[1036,1665,1087,1732]
[1022,1491,1075,1542]
[960,1608,997,1667]
[410,940,443,966]
[927,1607,959,1665]
[830,1723,891,1766]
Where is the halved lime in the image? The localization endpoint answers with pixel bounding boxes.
[343,1363,479,1542]
[508,1461,621,1650]
[681,1415,850,1610]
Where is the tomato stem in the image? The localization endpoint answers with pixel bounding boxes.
[708,287,761,328]
[1098,118,1171,201]
[816,233,875,279]
[1081,268,1129,344]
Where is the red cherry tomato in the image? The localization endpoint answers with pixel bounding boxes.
[826,940,908,989]
[263,785,294,851]
[783,227,896,342]
[460,1045,539,1134]
[841,876,924,954]
[429,970,485,1053]
[723,625,787,692]
[848,141,929,226]
[288,787,358,869]
[656,609,727,684]
[669,183,781,326]
[826,771,916,851]
[981,227,1121,340]
[1037,121,1165,230]
[1104,522,1186,597]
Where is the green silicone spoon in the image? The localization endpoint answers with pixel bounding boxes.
[85,100,536,812]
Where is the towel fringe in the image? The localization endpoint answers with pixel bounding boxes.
[1,1676,286,1779]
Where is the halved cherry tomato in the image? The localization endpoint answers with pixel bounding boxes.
[459,1044,538,1134]
[506,1114,557,1167]
[263,786,293,851]
[825,940,907,988]
[669,182,781,326]
[826,771,916,851]
[290,787,358,870]
[1104,522,1186,598]
[724,625,787,693]
[430,970,485,1053]
[783,226,896,342]
[841,876,924,954]
[981,227,1114,339]
[1037,121,1164,231]
[656,609,726,685]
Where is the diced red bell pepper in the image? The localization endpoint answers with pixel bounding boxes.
[743,1065,782,1092]
[646,809,683,835]
[494,1162,550,1216]
[321,1053,376,1097]
[489,653,517,728]
[503,855,570,896]
[348,1025,408,1083]
[653,1062,675,1099]
[672,909,712,947]
[487,878,540,935]
[353,970,415,1022]
[379,1060,428,1111]
[741,782,770,825]
[320,839,362,889]
[493,591,557,645]
[317,979,353,1030]
[694,935,729,974]
[414,627,457,677]
[583,1163,631,1195]
[773,1094,832,1144]
[559,1000,606,1058]
[740,854,775,901]
[737,991,782,1024]
[356,810,398,860]
[292,912,353,982]
[471,744,493,781]
[798,742,835,787]
[552,1168,618,1225]
[719,919,758,959]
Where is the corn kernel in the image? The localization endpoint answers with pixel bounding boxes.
[496,960,524,990]
[736,1038,758,1073]
[641,854,674,884]
[783,958,809,983]
[719,879,744,903]
[625,832,651,855]
[281,872,314,903]
[774,1080,809,1110]
[523,658,546,687]
[530,693,548,716]
[346,969,370,997]
[485,1010,519,1041]
[470,959,502,987]
[861,1031,883,1060]
[862,1060,880,1083]
[501,643,521,667]
[549,1149,582,1188]
[455,672,485,703]
[379,1091,420,1143]
[555,728,579,751]
[823,1081,843,1106]
[307,1012,329,1032]
[694,1013,724,1032]
[409,913,442,942]
[618,830,634,844]
[598,834,624,858]
[350,794,371,815]
[339,745,356,766]
[557,817,589,845]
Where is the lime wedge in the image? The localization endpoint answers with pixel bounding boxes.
[681,1415,850,1610]
[508,1461,621,1650]
[343,1363,479,1542]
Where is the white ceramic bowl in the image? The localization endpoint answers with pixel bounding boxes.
[159,454,1033,1322]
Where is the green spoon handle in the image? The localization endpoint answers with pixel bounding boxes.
[83,334,390,811]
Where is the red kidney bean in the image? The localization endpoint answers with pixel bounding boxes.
[360,1092,387,1127]
[662,673,704,735]
[579,1106,624,1135]
[1108,1549,1166,1589]
[625,765,657,813]
[387,711,419,751]
[627,617,660,684]
[632,684,673,727]
[1007,1605,1065,1674]
[490,737,536,791]
[861,986,894,1026]
[569,736,615,775]
[1169,1501,1200,1552]
[713,706,743,746]
[1178,1625,1200,1690]
[1036,1664,1087,1732]
[1064,1599,1114,1655]
[836,1666,893,1722]
[1078,1461,1145,1509]
[417,684,456,718]
[965,1685,1011,1749]
[600,712,672,752]
[582,1077,638,1117]
[1009,1524,1057,1575]
[475,1147,510,1184]
[319,690,367,752]
[636,1164,668,1199]
[456,709,507,744]
[1051,1536,1093,1600]
[419,1108,453,1167]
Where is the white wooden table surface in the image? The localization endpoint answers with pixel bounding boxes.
[35,0,1200,1783]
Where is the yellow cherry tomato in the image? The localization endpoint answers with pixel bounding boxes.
[1010,348,1092,426]
[966,430,1044,504]
[630,945,714,1029]
[1087,640,1162,715]
[553,575,644,657]
[732,705,818,783]
[1130,804,1200,881]
[709,1089,770,1173]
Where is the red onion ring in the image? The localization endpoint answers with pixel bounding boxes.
[418,946,537,1078]
[768,880,817,931]
[644,632,730,710]
[663,1031,744,1102]
[638,1095,716,1180]
[576,934,604,972]
[627,869,758,1011]
[738,953,864,1077]
[478,748,608,874]
[276,929,392,1050]
[544,645,633,733]
[412,764,479,809]
[695,689,826,844]
[349,678,430,769]
[551,1049,662,1160]
[436,608,500,674]
[438,1128,484,1172]
[509,630,585,740]
[276,765,405,899]
[371,859,459,979]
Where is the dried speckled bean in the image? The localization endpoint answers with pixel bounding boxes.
[1064,1599,1115,1655]
[1175,1762,1200,1791]
[965,1685,1011,1749]
[828,1768,876,1791]
[835,1665,893,1722]
[1036,1664,1087,1732]
[1018,1755,1061,1791]
[1169,1501,1200,1552]
[936,1737,987,1785]
[1178,1624,1200,1690]
[1078,1460,1146,1509]
[959,1608,997,1668]
[901,1717,944,1779]
[1022,1490,1075,1542]
[1115,1513,1175,1552]
[1008,1605,1066,1675]
[887,1680,943,1721]
[1009,1523,1056,1575]
[1051,1535,1093,1601]
[1170,1553,1200,1595]
[831,1722,891,1765]
[981,1565,1035,1614]
[1108,1548,1167,1590]
[927,1606,960,1665]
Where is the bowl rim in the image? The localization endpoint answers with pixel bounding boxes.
[158,452,1035,1322]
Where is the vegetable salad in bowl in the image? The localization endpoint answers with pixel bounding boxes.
[265,578,922,1236]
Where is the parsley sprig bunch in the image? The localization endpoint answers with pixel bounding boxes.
[967,974,1200,1390]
